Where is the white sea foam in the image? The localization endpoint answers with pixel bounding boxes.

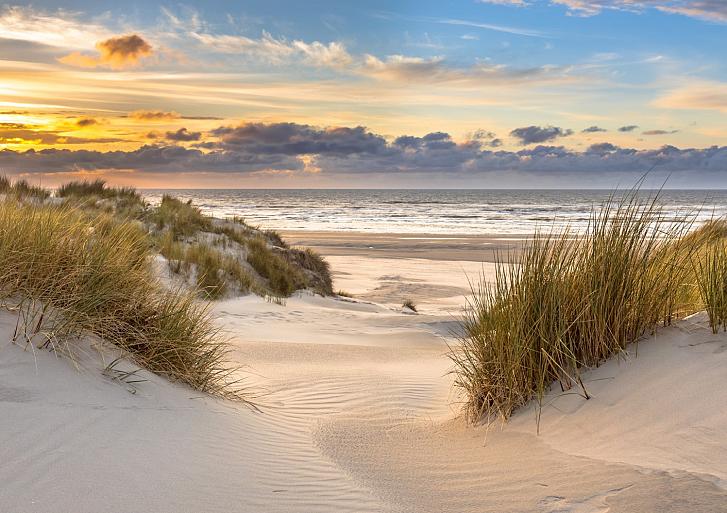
[143,189,727,234]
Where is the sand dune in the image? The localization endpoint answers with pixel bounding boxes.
[2,250,727,512]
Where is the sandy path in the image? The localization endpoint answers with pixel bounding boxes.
[2,248,727,512]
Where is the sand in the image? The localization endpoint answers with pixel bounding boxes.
[2,235,727,512]
[281,230,527,262]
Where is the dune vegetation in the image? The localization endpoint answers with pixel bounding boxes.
[0,199,240,398]
[0,177,333,400]
[694,225,727,333]
[451,190,727,423]
[53,180,332,300]
[0,176,51,200]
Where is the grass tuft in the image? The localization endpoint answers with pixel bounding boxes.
[152,195,212,238]
[245,237,307,296]
[402,299,418,312]
[0,176,50,200]
[285,247,333,295]
[694,238,727,333]
[158,232,255,299]
[450,189,705,423]
[57,179,140,201]
[0,199,244,399]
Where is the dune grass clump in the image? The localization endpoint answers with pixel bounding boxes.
[451,191,703,423]
[159,232,254,299]
[0,176,50,200]
[285,247,333,295]
[57,179,140,201]
[264,229,289,248]
[694,239,727,333]
[57,179,145,219]
[245,237,307,296]
[402,299,418,312]
[0,199,242,398]
[185,243,254,299]
[152,195,212,238]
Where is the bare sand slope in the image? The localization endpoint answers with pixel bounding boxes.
[2,252,727,512]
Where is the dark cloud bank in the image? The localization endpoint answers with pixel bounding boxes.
[1,122,726,180]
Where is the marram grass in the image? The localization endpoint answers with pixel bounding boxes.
[694,236,727,333]
[450,190,711,423]
[0,199,244,400]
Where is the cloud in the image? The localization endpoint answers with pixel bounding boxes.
[582,125,607,133]
[189,27,560,84]
[655,0,727,22]
[190,30,352,69]
[550,0,605,16]
[0,145,302,174]
[586,142,620,154]
[478,0,530,5]
[129,110,181,121]
[643,129,680,135]
[510,125,574,144]
[360,54,563,85]
[0,126,124,145]
[550,1,727,22]
[318,141,727,177]
[209,122,389,156]
[59,34,153,70]
[0,5,112,49]
[654,81,727,113]
[1,124,726,181]
[467,129,503,147]
[433,17,545,38]
[618,125,639,132]
[166,127,202,142]
[76,117,98,127]
[292,40,353,68]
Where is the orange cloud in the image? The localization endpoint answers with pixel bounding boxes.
[129,110,181,121]
[59,34,153,70]
[654,81,727,114]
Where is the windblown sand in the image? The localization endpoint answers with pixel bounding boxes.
[2,237,727,512]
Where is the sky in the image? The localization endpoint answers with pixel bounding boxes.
[0,0,726,188]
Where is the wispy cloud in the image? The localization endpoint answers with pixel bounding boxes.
[359,54,571,87]
[476,0,727,22]
[478,0,530,5]
[0,5,111,49]
[643,128,679,135]
[190,30,352,69]
[551,1,727,22]
[433,18,546,38]
[129,110,181,121]
[654,81,727,113]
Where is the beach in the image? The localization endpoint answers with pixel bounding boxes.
[3,231,727,512]
[4,0,727,509]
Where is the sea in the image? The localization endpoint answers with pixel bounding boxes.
[143,189,727,235]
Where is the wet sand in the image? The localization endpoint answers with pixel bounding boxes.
[281,230,527,262]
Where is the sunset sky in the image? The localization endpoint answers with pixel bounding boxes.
[0,1,726,188]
